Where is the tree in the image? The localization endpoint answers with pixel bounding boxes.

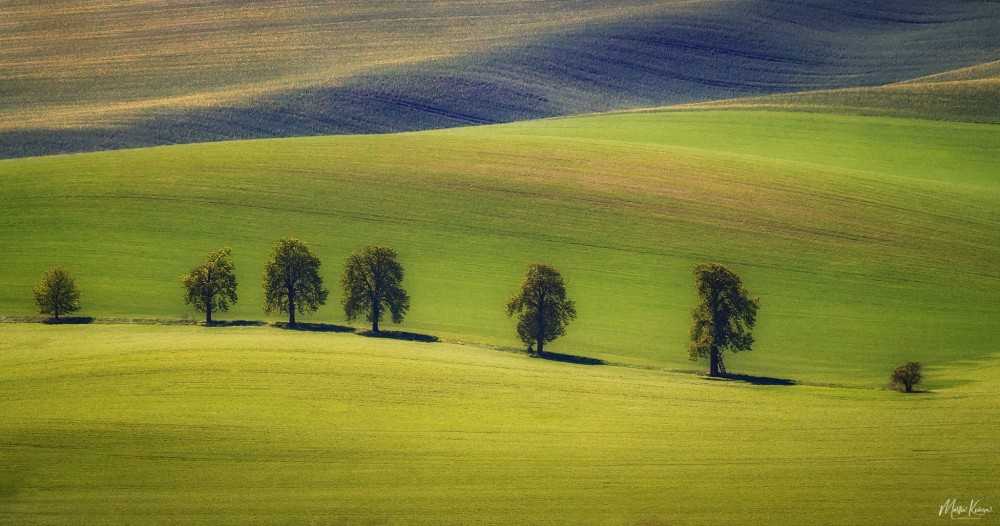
[262,237,329,326]
[891,362,923,393]
[34,266,81,320]
[341,245,410,333]
[180,247,238,324]
[506,263,577,355]
[689,262,760,377]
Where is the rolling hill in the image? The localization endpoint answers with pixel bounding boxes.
[3,323,998,525]
[3,3,999,523]
[671,60,1000,122]
[1,110,997,386]
[3,0,998,158]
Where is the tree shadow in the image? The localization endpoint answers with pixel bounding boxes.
[891,387,936,395]
[203,320,267,327]
[705,373,797,386]
[273,322,356,333]
[537,351,605,366]
[358,330,439,343]
[41,316,94,325]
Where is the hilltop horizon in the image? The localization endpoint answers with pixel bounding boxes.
[2,0,998,158]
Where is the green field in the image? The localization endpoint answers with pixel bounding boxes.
[2,323,997,525]
[1,110,997,387]
[3,2,999,523]
[2,104,999,524]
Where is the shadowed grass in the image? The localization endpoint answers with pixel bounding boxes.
[273,321,355,333]
[39,316,94,325]
[358,330,440,343]
[202,320,267,328]
[704,373,797,386]
[537,351,606,366]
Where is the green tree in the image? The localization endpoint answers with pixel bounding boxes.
[890,362,923,393]
[506,263,576,355]
[34,266,81,320]
[341,245,410,333]
[689,262,760,377]
[263,237,329,326]
[180,247,238,324]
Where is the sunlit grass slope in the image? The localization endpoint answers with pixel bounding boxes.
[1,324,997,525]
[1,110,997,386]
[3,0,998,157]
[676,61,1000,123]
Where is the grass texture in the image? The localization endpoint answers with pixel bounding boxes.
[1,324,998,525]
[1,110,997,387]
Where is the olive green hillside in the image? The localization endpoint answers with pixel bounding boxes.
[1,110,996,386]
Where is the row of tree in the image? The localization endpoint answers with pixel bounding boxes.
[32,249,925,389]
[33,241,760,377]
[183,239,409,332]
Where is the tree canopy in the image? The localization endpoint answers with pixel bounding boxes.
[689,262,760,377]
[34,266,81,320]
[341,245,410,333]
[506,263,576,355]
[891,362,924,393]
[262,237,329,326]
[181,247,238,324]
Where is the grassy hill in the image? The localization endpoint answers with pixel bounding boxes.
[3,0,998,158]
[1,110,997,386]
[4,4,998,523]
[2,323,998,525]
[672,61,1000,123]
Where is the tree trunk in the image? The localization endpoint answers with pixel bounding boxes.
[205,269,213,325]
[534,289,546,356]
[709,348,721,377]
[372,301,380,333]
[287,288,296,326]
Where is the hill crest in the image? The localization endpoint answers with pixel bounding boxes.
[2,0,998,158]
